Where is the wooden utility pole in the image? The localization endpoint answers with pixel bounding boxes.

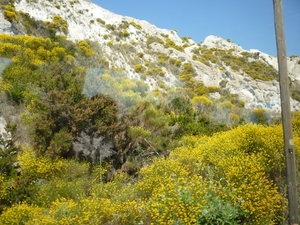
[273,0,299,224]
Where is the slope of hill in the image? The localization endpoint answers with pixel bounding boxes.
[1,1,300,223]
[1,0,300,113]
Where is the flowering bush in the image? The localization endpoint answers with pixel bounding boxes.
[0,203,44,224]
[17,148,67,180]
[0,124,295,224]
[76,40,94,57]
[172,124,289,223]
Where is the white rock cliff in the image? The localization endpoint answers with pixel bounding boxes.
[0,0,299,113]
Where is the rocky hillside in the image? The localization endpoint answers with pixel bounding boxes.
[1,0,300,113]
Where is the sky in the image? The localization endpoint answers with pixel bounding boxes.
[92,0,300,57]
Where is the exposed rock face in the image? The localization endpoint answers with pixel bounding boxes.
[0,116,6,138]
[0,12,13,35]
[199,36,300,112]
[0,92,29,145]
[0,0,299,114]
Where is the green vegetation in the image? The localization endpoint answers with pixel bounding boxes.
[169,57,182,67]
[146,35,164,46]
[134,64,146,73]
[76,40,94,57]
[18,11,43,35]
[179,62,219,96]
[129,21,142,29]
[43,15,68,37]
[147,67,165,76]
[118,20,129,29]
[252,108,269,124]
[105,23,116,31]
[103,34,109,39]
[1,5,53,37]
[164,37,184,52]
[1,121,297,224]
[121,29,130,38]
[96,18,105,25]
[180,36,192,43]
[2,4,17,22]
[290,81,300,102]
[137,52,144,58]
[83,70,149,113]
[107,40,114,46]
[157,53,169,66]
[0,34,116,156]
[0,31,299,224]
[194,46,278,81]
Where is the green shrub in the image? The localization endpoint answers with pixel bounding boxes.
[192,95,212,107]
[76,40,94,57]
[179,62,198,92]
[128,126,151,139]
[199,57,210,66]
[105,24,116,31]
[118,20,129,29]
[157,53,169,66]
[147,67,165,76]
[231,113,240,126]
[291,88,300,102]
[191,47,200,55]
[171,124,287,223]
[2,5,17,22]
[96,18,105,25]
[237,99,245,108]
[129,21,142,29]
[144,61,150,67]
[103,34,109,39]
[108,40,114,46]
[18,11,42,35]
[253,108,269,124]
[192,54,198,60]
[0,203,44,224]
[194,82,209,96]
[197,47,278,81]
[146,36,164,46]
[97,57,109,69]
[180,36,191,43]
[169,57,181,67]
[207,86,220,93]
[138,52,144,58]
[219,79,228,88]
[164,37,184,52]
[0,124,20,176]
[219,100,234,110]
[43,15,68,37]
[1,120,292,224]
[121,29,130,38]
[47,128,72,157]
[134,64,146,73]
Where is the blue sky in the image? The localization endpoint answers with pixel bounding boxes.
[92,0,300,57]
